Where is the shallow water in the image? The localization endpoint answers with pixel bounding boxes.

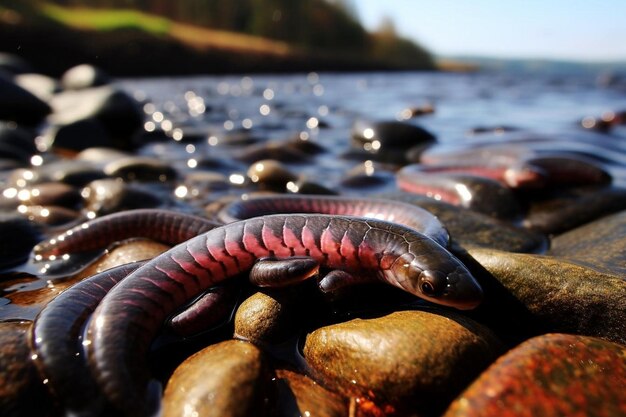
[118,71,626,190]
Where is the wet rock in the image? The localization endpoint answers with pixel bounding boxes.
[162,340,273,417]
[60,64,110,90]
[398,103,435,119]
[525,155,611,187]
[247,159,297,190]
[275,368,347,417]
[0,72,51,126]
[74,238,171,280]
[0,53,33,75]
[103,157,177,182]
[20,205,80,226]
[14,73,60,102]
[381,192,547,253]
[443,334,626,417]
[37,159,107,186]
[234,287,311,345]
[523,185,626,234]
[0,321,55,417]
[397,171,523,221]
[285,179,337,195]
[0,214,42,269]
[303,309,503,414]
[235,141,311,164]
[340,161,397,191]
[48,86,143,149]
[351,120,436,163]
[82,178,163,215]
[75,147,131,164]
[468,247,626,344]
[548,209,626,276]
[44,118,112,151]
[0,123,37,163]
[22,182,81,209]
[1,239,170,322]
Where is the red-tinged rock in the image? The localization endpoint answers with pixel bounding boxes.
[443,333,626,417]
[275,369,347,417]
[0,321,55,417]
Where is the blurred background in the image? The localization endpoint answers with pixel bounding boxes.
[2,0,624,76]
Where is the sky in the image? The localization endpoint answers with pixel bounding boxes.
[354,0,626,62]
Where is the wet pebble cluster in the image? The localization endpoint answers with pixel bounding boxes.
[0,56,625,417]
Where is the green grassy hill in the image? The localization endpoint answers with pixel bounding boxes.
[0,1,436,76]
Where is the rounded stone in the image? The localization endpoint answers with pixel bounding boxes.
[82,179,163,215]
[162,340,273,417]
[0,73,51,126]
[303,309,503,413]
[468,247,626,345]
[0,321,55,417]
[60,64,110,90]
[0,214,42,269]
[275,368,347,417]
[548,209,626,276]
[443,333,626,417]
[103,157,177,182]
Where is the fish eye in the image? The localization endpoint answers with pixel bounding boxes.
[419,271,447,297]
[420,280,436,295]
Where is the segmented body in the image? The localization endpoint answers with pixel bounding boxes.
[31,262,144,414]
[85,214,481,416]
[219,195,449,247]
[33,209,221,259]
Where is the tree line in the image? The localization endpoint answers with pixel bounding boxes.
[42,0,433,66]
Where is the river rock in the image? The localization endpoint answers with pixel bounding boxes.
[60,64,110,90]
[0,214,42,269]
[23,182,81,209]
[0,123,37,162]
[397,171,523,221]
[36,159,107,186]
[14,73,60,102]
[548,209,625,276]
[523,185,626,234]
[48,86,143,149]
[0,53,33,75]
[380,192,547,253]
[0,72,51,126]
[443,333,626,417]
[0,321,55,417]
[43,118,112,151]
[275,368,347,417]
[468,247,626,344]
[162,340,273,417]
[103,157,177,182]
[303,309,503,414]
[234,286,312,345]
[247,159,297,190]
[352,120,436,150]
[82,178,163,215]
[20,205,80,226]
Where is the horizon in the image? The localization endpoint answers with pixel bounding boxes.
[354,0,626,64]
